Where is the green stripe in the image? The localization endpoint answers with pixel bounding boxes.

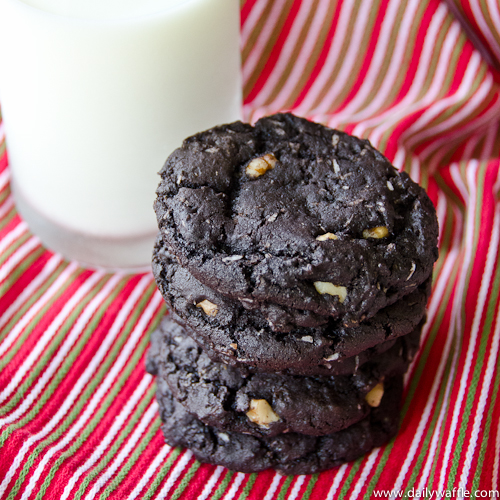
[0,246,45,299]
[447,170,500,489]
[0,275,110,415]
[141,448,182,500]
[0,261,67,343]
[0,206,16,231]
[0,267,86,377]
[58,384,156,500]
[364,261,460,498]
[207,470,235,500]
[4,284,159,500]
[337,460,362,499]
[472,331,500,490]
[432,202,455,280]
[403,341,456,496]
[237,474,257,500]
[326,0,382,112]
[0,231,30,267]
[0,275,127,439]
[98,419,166,500]
[0,184,11,205]
[301,474,319,500]
[276,475,293,500]
[165,461,201,500]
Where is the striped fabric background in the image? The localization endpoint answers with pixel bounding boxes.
[1,0,500,498]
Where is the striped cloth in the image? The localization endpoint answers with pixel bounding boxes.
[1,0,500,498]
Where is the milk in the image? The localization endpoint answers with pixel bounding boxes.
[0,0,241,268]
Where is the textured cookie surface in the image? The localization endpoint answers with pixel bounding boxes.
[154,113,439,324]
[147,317,412,437]
[153,237,428,375]
[155,374,402,475]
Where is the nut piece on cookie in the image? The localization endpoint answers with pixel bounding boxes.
[313,282,347,303]
[365,382,384,407]
[363,226,389,239]
[196,299,218,317]
[246,399,280,427]
[246,153,277,178]
[316,232,338,241]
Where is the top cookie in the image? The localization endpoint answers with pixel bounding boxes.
[155,113,438,323]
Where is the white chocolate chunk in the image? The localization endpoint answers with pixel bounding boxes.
[246,399,280,427]
[316,232,338,241]
[196,299,218,317]
[313,282,347,303]
[300,335,314,343]
[406,262,416,281]
[365,382,384,407]
[222,255,243,263]
[333,159,341,174]
[324,353,340,362]
[363,226,389,239]
[246,153,277,178]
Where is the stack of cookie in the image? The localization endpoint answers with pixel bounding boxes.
[147,113,439,475]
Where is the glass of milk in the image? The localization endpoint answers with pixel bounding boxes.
[0,0,241,270]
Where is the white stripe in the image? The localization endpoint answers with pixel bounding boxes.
[413,201,469,491]
[332,0,421,123]
[126,444,172,500]
[0,221,28,257]
[0,168,9,190]
[0,270,104,403]
[325,464,348,500]
[401,53,483,144]
[493,419,500,489]
[486,0,500,53]
[0,262,79,357]
[39,375,153,500]
[407,75,494,147]
[470,0,500,59]
[294,0,358,114]
[356,4,452,142]
[437,162,481,490]
[82,399,158,500]
[254,0,329,109]
[27,376,151,500]
[0,276,153,496]
[0,236,40,285]
[390,186,466,492]
[242,0,287,84]
[0,274,121,427]
[419,100,500,162]
[459,289,500,489]
[197,466,225,500]
[155,451,194,500]
[21,291,161,500]
[221,472,246,500]
[436,188,448,247]
[240,0,270,47]
[348,449,380,500]
[288,475,306,500]
[457,152,500,487]
[0,193,14,219]
[0,254,61,330]
[263,473,282,500]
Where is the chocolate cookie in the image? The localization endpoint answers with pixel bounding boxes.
[147,317,412,437]
[155,375,402,474]
[152,236,428,375]
[154,113,438,325]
